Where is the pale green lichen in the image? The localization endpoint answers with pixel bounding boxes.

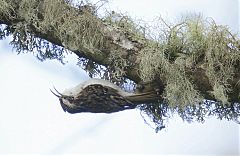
[139,15,240,107]
[107,49,129,81]
[203,21,239,103]
[103,12,146,81]
[103,12,146,41]
[39,0,104,51]
[0,0,14,18]
[2,0,105,62]
[139,40,202,108]
[0,1,239,131]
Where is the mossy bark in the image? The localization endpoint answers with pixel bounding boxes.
[0,0,239,105]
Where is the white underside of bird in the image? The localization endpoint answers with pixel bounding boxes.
[62,78,134,97]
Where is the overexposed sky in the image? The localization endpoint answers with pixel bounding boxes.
[0,0,239,155]
[107,0,239,32]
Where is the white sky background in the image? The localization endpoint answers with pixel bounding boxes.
[0,0,239,155]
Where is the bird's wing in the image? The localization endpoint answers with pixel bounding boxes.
[73,84,136,113]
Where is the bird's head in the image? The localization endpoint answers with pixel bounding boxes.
[50,87,85,113]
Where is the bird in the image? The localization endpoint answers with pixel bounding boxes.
[51,78,161,113]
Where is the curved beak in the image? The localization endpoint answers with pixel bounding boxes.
[50,86,63,98]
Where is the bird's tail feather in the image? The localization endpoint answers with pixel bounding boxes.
[126,91,161,104]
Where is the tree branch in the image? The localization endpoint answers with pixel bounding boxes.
[0,0,239,104]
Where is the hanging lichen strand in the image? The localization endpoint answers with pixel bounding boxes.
[41,0,104,50]
[138,16,240,132]
[0,0,105,62]
[139,16,240,106]
[0,0,239,132]
[1,1,239,103]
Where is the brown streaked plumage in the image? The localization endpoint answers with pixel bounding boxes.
[51,79,161,113]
